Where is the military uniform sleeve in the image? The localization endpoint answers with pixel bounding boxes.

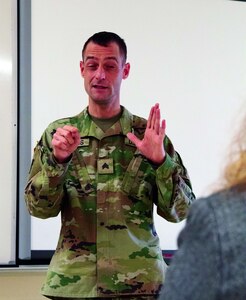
[24,126,70,219]
[155,136,195,222]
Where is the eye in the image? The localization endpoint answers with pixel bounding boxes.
[87,64,98,70]
[105,64,116,70]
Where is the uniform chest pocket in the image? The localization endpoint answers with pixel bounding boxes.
[67,149,96,196]
[121,155,156,203]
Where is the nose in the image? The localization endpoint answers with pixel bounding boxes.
[95,66,106,80]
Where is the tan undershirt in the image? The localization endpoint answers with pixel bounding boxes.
[90,109,122,132]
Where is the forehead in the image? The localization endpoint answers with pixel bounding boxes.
[83,42,122,62]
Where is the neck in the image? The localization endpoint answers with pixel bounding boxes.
[88,100,121,119]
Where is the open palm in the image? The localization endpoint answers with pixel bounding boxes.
[127,103,166,165]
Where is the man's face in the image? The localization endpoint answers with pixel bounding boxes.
[80,42,130,106]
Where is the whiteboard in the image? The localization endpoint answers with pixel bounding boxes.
[30,0,246,250]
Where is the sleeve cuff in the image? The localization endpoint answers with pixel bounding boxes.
[156,153,177,179]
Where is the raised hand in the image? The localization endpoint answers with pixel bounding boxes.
[51,125,81,163]
[127,103,166,165]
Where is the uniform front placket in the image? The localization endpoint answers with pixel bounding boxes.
[96,137,113,293]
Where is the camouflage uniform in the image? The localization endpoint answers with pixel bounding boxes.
[25,106,195,299]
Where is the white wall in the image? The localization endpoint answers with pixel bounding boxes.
[0,0,17,264]
[30,0,246,250]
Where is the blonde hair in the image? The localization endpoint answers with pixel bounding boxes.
[222,114,246,190]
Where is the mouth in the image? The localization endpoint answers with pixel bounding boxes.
[92,84,108,90]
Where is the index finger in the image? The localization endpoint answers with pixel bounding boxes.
[63,125,79,133]
[147,103,159,129]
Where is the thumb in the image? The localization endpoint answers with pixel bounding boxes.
[127,132,140,147]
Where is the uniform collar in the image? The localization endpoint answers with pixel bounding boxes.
[77,106,133,139]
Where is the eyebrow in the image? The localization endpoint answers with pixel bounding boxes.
[85,56,119,63]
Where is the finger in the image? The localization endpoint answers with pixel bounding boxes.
[159,119,166,138]
[161,119,166,130]
[53,131,69,145]
[154,108,161,134]
[151,103,160,129]
[73,134,82,148]
[52,136,68,150]
[127,132,140,148]
[71,130,81,141]
[147,106,154,129]
[67,127,80,145]
[63,125,79,134]
[56,127,74,145]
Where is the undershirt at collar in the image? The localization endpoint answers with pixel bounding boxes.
[89,108,123,132]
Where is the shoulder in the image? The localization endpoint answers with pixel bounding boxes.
[45,109,86,132]
[182,188,246,246]
[121,106,147,138]
[132,114,147,138]
[184,191,227,231]
[122,106,147,130]
[178,196,217,244]
[195,188,246,223]
[39,111,86,144]
[187,189,236,217]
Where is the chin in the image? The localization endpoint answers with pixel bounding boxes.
[92,98,111,105]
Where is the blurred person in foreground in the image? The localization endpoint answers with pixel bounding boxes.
[160,113,246,300]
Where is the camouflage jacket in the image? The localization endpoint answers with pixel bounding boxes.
[24,106,195,299]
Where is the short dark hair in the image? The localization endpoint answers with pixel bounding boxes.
[82,31,127,63]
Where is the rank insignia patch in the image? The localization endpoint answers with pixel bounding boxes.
[97,158,114,174]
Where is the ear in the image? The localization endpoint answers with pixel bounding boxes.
[123,62,130,79]
[80,61,84,77]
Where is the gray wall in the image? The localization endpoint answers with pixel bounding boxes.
[0,0,17,264]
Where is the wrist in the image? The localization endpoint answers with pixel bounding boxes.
[52,153,72,164]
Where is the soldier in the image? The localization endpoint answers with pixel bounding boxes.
[25,31,195,300]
